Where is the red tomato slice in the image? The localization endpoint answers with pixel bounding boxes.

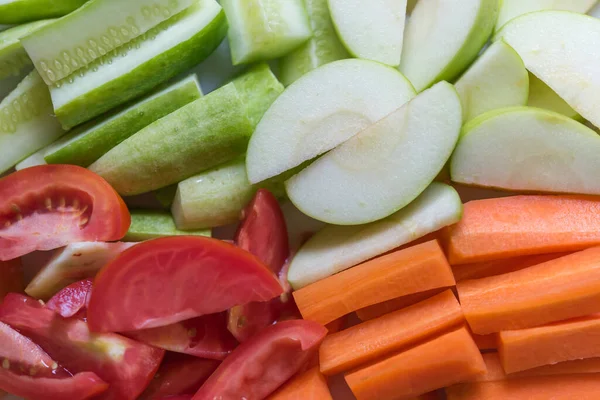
[87,236,283,333]
[0,321,108,400]
[46,278,93,318]
[126,313,237,360]
[159,396,193,400]
[0,259,23,302]
[0,293,164,400]
[0,165,130,261]
[192,320,327,400]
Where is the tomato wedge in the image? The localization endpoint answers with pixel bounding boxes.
[0,259,23,302]
[0,293,164,400]
[126,313,237,360]
[88,236,283,333]
[192,320,327,400]
[0,165,130,261]
[0,321,108,400]
[46,279,93,318]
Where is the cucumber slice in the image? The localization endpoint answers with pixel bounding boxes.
[49,0,227,129]
[0,70,65,173]
[0,0,88,25]
[527,72,580,120]
[45,74,202,167]
[221,0,312,65]
[279,0,348,86]
[125,210,211,241]
[288,182,463,289]
[328,0,406,66]
[15,147,47,170]
[21,0,195,84]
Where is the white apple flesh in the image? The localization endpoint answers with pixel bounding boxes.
[496,0,597,31]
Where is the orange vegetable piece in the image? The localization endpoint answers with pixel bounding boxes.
[267,367,332,400]
[324,316,346,334]
[355,287,448,321]
[472,333,497,351]
[293,240,455,325]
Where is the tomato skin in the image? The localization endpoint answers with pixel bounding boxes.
[0,165,130,261]
[192,320,328,400]
[158,396,193,400]
[0,259,23,302]
[46,278,93,318]
[88,236,283,333]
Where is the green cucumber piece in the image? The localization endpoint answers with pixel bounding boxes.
[49,0,227,129]
[15,146,47,170]
[221,0,312,65]
[0,0,87,24]
[279,0,348,86]
[0,25,12,31]
[125,210,211,241]
[21,0,195,84]
[44,73,202,167]
[0,70,65,173]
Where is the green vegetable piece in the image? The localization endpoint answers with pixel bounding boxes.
[221,0,312,65]
[0,0,87,24]
[125,210,211,241]
[49,0,227,129]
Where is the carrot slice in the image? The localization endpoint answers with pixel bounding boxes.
[457,247,600,334]
[325,316,346,334]
[445,195,600,264]
[320,290,464,376]
[452,253,570,281]
[267,367,332,400]
[356,287,448,321]
[293,240,455,325]
[472,333,497,351]
[344,326,486,400]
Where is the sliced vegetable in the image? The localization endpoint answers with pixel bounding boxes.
[473,333,497,351]
[88,236,283,332]
[192,320,327,400]
[0,165,130,261]
[153,184,178,209]
[293,240,455,325]
[356,287,448,321]
[267,367,332,400]
[0,0,87,25]
[124,210,210,241]
[46,278,92,318]
[221,0,312,65]
[48,0,227,129]
[15,146,47,170]
[495,0,597,31]
[320,290,464,375]
[445,195,600,264]
[527,73,580,119]
[0,259,23,302]
[457,247,600,334]
[345,326,486,400]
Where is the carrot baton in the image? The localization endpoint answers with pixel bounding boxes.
[356,287,448,322]
[472,333,497,351]
[266,367,332,400]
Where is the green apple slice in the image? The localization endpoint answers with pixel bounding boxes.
[495,0,596,31]
[527,73,580,120]
[497,11,600,128]
[450,106,600,194]
[328,0,406,66]
[455,40,528,121]
[279,0,348,86]
[125,210,211,241]
[0,0,87,24]
[50,0,227,129]
[246,59,416,184]
[285,81,461,225]
[407,0,418,14]
[221,0,312,65]
[590,2,600,17]
[399,0,498,92]
[288,182,462,289]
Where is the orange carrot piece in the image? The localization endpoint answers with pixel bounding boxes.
[457,247,600,334]
[472,333,497,351]
[412,392,440,400]
[446,374,600,400]
[445,195,600,265]
[356,288,448,321]
[344,326,486,400]
[267,367,332,400]
[0,259,23,302]
[320,290,464,376]
[325,316,346,334]
[293,240,455,326]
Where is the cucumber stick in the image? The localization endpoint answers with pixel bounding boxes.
[0,0,87,25]
[279,0,348,86]
[21,0,194,84]
[49,0,227,129]
[125,210,211,241]
[0,70,65,173]
[221,0,312,65]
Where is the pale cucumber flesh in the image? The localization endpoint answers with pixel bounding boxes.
[125,210,210,241]
[15,146,47,170]
[0,0,88,24]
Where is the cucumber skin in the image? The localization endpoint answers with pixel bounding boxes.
[0,0,88,24]
[125,210,210,241]
[45,77,202,167]
[53,9,227,129]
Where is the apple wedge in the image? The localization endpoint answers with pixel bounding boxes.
[455,40,528,121]
[328,0,407,66]
[450,107,600,195]
[497,11,600,128]
[496,0,596,31]
[285,81,461,225]
[246,59,416,184]
[288,182,462,289]
[399,0,498,92]
[527,73,580,120]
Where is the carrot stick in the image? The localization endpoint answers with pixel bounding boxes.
[293,240,455,325]
[472,333,497,351]
[445,195,600,265]
[267,367,332,400]
[457,247,600,334]
[498,314,600,373]
[320,290,464,376]
[325,316,346,334]
[356,287,448,321]
[412,392,440,400]
[344,326,486,400]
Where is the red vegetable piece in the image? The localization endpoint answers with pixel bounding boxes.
[0,259,24,302]
[87,236,283,333]
[0,293,164,400]
[0,165,130,261]
[159,396,193,400]
[192,320,327,400]
[46,279,93,318]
